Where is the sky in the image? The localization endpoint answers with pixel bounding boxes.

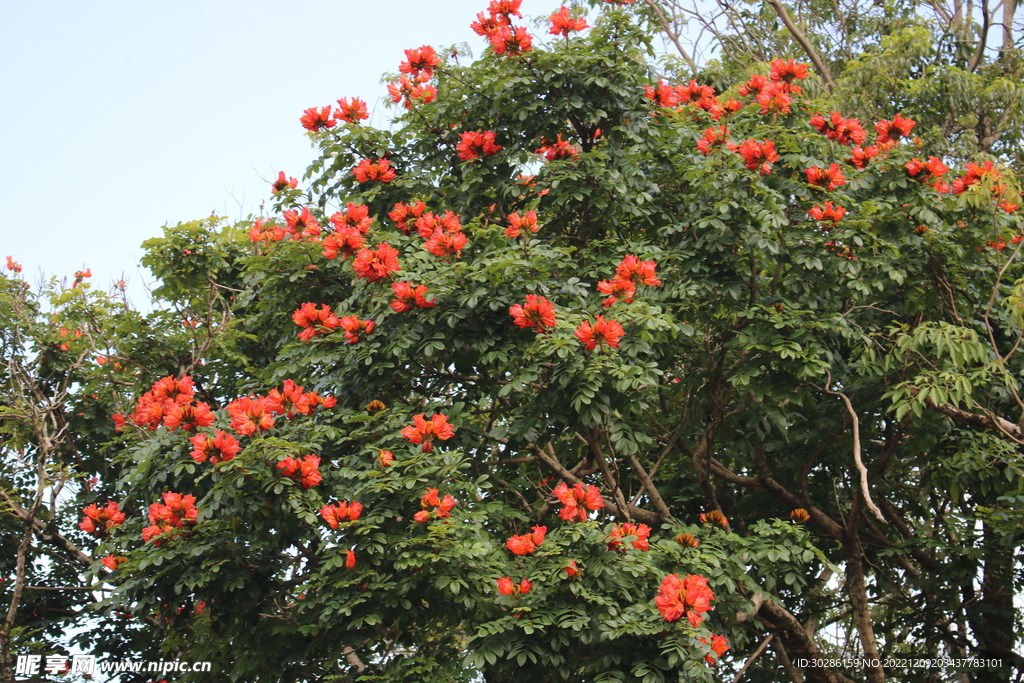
[0,0,577,303]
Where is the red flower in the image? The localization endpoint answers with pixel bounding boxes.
[769,59,809,92]
[79,501,126,536]
[457,131,503,161]
[552,482,605,522]
[509,295,556,331]
[654,573,715,626]
[953,161,1001,194]
[616,255,661,287]
[998,200,1019,214]
[471,11,511,37]
[808,201,848,225]
[875,113,916,144]
[809,112,866,146]
[226,396,276,436]
[488,0,523,18]
[737,139,779,175]
[292,303,341,341]
[413,510,432,524]
[847,145,880,169]
[531,525,547,545]
[352,243,401,282]
[336,97,369,123]
[300,106,336,131]
[697,126,729,156]
[283,208,322,241]
[127,375,197,430]
[536,134,578,161]
[249,218,285,243]
[519,578,533,594]
[505,211,539,238]
[597,278,635,307]
[563,560,581,578]
[575,316,625,350]
[320,501,363,529]
[607,522,652,551]
[5,256,22,273]
[189,430,241,465]
[805,163,848,191]
[387,74,437,109]
[353,158,397,183]
[399,45,441,79]
[738,74,770,97]
[322,227,365,261]
[389,201,427,233]
[438,494,457,517]
[497,576,516,595]
[701,634,730,665]
[378,449,395,467]
[345,549,357,570]
[506,534,536,555]
[163,402,214,432]
[416,487,457,522]
[489,26,533,56]
[391,282,435,312]
[101,555,128,571]
[756,84,791,115]
[277,454,322,488]
[143,492,198,543]
[644,81,680,108]
[549,6,589,36]
[339,315,376,344]
[329,203,373,234]
[267,380,313,418]
[402,413,456,453]
[272,171,298,193]
[424,232,468,258]
[416,211,462,239]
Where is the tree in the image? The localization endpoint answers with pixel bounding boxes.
[3,2,1023,682]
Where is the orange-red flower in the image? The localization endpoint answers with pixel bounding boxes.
[389,201,427,233]
[805,163,847,191]
[399,46,441,79]
[505,211,539,238]
[509,295,556,331]
[352,243,401,282]
[905,156,949,184]
[424,232,468,258]
[563,559,581,578]
[292,303,341,341]
[607,522,652,551]
[5,256,22,273]
[249,218,285,243]
[847,145,880,169]
[163,402,214,432]
[506,534,536,555]
[391,282,436,312]
[378,449,395,467]
[644,81,680,108]
[808,201,848,226]
[616,255,661,287]
[127,375,198,430]
[387,74,437,109]
[488,0,523,18]
[952,161,1001,194]
[416,211,462,239]
[345,549,357,569]
[655,573,715,626]
[471,11,511,37]
[737,139,779,175]
[575,316,625,350]
[697,126,729,155]
[402,413,456,453]
[457,131,503,161]
[552,482,605,522]
[701,634,730,665]
[271,171,298,193]
[283,208,322,241]
[330,203,373,234]
[738,74,770,98]
[756,84,791,115]
[300,106,336,132]
[336,97,369,123]
[189,430,241,465]
[549,6,589,36]
[143,492,198,543]
[339,315,376,344]
[322,227,365,261]
[769,59,809,92]
[536,134,578,161]
[277,455,322,488]
[416,487,457,522]
[79,501,126,536]
[266,380,313,417]
[226,396,275,436]
[320,501,363,529]
[497,576,516,595]
[809,112,866,146]
[489,26,533,55]
[875,113,916,144]
[353,158,397,183]
[597,278,635,307]
[101,555,128,571]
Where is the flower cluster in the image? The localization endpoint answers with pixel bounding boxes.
[905,156,950,192]
[505,211,539,238]
[472,1,533,55]
[875,113,916,144]
[575,315,625,350]
[810,112,866,146]
[292,303,341,341]
[340,315,375,344]
[352,243,401,281]
[189,430,241,465]
[249,218,286,243]
[402,413,455,452]
[389,44,440,109]
[271,171,298,193]
[496,576,532,595]
[549,6,588,36]
[596,254,661,308]
[283,208,322,241]
[415,487,457,523]
[457,130,503,161]
[809,201,848,227]
[536,134,579,161]
[142,492,198,543]
[805,163,847,191]
[320,500,363,529]
[506,526,546,555]
[700,635,730,665]
[389,201,427,233]
[391,282,435,312]
[607,522,651,551]
[552,482,605,522]
[509,294,556,332]
[277,455,323,489]
[336,97,369,123]
[654,573,715,627]
[128,375,213,432]
[697,126,729,156]
[267,379,335,417]
[300,98,369,131]
[737,140,780,175]
[353,158,397,184]
[79,501,126,536]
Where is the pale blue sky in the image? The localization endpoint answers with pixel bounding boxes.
[0,0,574,301]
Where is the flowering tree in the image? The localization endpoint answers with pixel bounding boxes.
[4,2,1024,682]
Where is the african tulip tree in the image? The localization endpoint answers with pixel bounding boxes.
[5,2,1024,683]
